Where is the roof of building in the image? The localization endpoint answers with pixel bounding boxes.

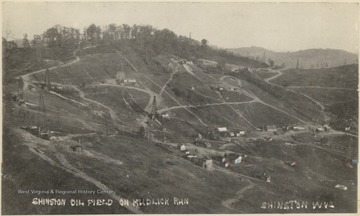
[217,127,228,132]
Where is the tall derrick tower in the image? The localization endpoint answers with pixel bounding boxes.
[150,96,157,120]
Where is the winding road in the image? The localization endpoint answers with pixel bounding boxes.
[116,50,209,126]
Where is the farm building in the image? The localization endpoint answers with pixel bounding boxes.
[161,113,170,118]
[237,130,246,136]
[211,85,226,91]
[229,130,245,137]
[124,79,136,83]
[293,126,306,131]
[71,145,83,153]
[217,127,228,132]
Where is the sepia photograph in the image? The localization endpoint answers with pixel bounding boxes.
[1,1,359,214]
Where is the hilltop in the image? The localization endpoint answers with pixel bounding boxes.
[228,46,358,69]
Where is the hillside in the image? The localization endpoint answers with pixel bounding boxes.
[2,24,358,214]
[228,46,358,69]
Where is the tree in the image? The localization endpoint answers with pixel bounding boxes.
[122,24,131,39]
[201,39,208,47]
[86,24,101,44]
[44,27,61,47]
[22,34,30,48]
[2,38,7,51]
[268,58,274,67]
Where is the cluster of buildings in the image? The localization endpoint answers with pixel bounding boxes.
[115,71,136,84]
[210,85,238,91]
[216,127,246,137]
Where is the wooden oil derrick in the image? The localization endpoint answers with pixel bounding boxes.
[346,141,357,162]
[296,59,300,69]
[17,77,24,99]
[57,108,61,130]
[150,96,157,120]
[103,117,109,136]
[38,93,48,136]
[44,68,51,90]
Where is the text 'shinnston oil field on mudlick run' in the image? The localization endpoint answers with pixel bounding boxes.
[1,2,359,215]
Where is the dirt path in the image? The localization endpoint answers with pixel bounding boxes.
[157,100,256,113]
[221,179,255,212]
[29,80,124,127]
[17,49,125,126]
[264,69,283,82]
[220,75,242,88]
[221,74,315,128]
[19,50,80,80]
[287,86,357,91]
[95,83,158,113]
[116,50,208,126]
[159,65,179,96]
[70,85,121,125]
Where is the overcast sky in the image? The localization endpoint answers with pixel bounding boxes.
[2,2,359,53]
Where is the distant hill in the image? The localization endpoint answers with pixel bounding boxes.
[228,46,358,69]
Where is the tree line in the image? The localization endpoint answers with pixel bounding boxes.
[3,23,268,74]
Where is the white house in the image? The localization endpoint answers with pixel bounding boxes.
[293,126,306,131]
[218,127,228,132]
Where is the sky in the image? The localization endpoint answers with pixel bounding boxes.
[2,2,359,53]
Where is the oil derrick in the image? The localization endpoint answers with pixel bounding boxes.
[57,108,61,130]
[346,141,356,163]
[103,117,109,136]
[296,59,300,69]
[44,68,51,90]
[36,44,42,64]
[150,96,157,120]
[17,77,24,99]
[38,93,48,136]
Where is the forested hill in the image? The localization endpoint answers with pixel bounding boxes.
[3,24,267,77]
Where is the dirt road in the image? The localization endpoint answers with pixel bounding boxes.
[116,50,208,126]
[221,179,255,212]
[287,86,357,91]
